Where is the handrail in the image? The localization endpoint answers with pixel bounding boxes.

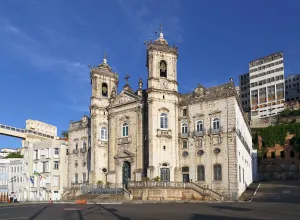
[128,181,223,201]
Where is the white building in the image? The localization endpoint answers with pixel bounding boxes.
[22,139,68,201]
[0,148,20,157]
[67,29,253,198]
[249,52,285,120]
[0,159,9,199]
[285,74,300,102]
[8,158,25,201]
[26,119,58,137]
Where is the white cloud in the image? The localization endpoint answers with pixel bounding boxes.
[0,23,89,82]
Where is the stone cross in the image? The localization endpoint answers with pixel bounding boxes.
[124,74,130,84]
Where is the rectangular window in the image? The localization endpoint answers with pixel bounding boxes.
[271,152,276,158]
[239,166,241,183]
[242,168,244,184]
[280,151,285,158]
[82,173,86,183]
[183,109,187,116]
[74,174,78,184]
[54,148,59,155]
[290,151,295,158]
[43,162,49,172]
[53,176,59,187]
[182,140,187,149]
[54,161,59,170]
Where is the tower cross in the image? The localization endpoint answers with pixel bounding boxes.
[160,23,163,33]
[104,52,109,60]
[124,73,130,84]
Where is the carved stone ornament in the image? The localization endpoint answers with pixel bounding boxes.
[115,159,120,165]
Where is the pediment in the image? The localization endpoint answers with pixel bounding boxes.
[114,150,135,159]
[110,91,139,107]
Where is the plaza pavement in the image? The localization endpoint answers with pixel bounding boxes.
[0,180,299,220]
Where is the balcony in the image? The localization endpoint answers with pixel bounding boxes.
[192,129,206,137]
[179,132,189,138]
[157,129,172,138]
[73,149,78,154]
[118,137,131,145]
[0,185,8,189]
[80,147,87,153]
[208,126,223,135]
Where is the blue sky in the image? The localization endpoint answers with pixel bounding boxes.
[1,0,300,149]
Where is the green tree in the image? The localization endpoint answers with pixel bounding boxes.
[5,152,23,158]
[61,131,69,138]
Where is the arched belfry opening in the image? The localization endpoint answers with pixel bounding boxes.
[160,60,167,78]
[102,83,108,97]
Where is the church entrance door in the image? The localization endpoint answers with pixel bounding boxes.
[122,161,131,188]
[160,168,170,182]
[182,174,190,182]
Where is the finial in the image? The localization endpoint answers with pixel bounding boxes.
[159,23,163,39]
[124,73,130,84]
[229,78,233,82]
[139,78,143,89]
[103,52,109,64]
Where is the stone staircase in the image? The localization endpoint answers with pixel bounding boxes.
[128,181,223,201]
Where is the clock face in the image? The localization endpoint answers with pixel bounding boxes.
[160,79,168,89]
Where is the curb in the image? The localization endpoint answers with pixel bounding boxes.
[248,182,261,202]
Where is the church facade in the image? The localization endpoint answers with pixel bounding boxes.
[67,30,253,196]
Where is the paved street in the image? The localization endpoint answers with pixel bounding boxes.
[0,202,300,220]
[252,180,300,204]
[1,181,299,220]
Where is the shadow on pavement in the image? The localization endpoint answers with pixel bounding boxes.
[189,214,259,220]
[209,206,252,212]
[28,205,48,220]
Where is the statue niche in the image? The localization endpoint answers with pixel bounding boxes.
[102,83,108,97]
[160,60,167,78]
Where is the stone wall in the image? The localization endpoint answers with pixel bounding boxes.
[130,188,208,201]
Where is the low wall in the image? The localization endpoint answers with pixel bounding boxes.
[130,188,207,201]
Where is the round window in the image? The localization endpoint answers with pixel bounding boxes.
[213,148,221,154]
[182,151,189,157]
[197,150,204,156]
[102,168,107,173]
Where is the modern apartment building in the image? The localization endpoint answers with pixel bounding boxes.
[22,139,68,201]
[249,52,285,120]
[285,74,300,102]
[26,119,58,137]
[238,73,250,112]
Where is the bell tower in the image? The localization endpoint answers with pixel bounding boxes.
[145,26,180,182]
[89,53,118,184]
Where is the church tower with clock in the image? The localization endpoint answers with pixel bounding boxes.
[145,27,180,182]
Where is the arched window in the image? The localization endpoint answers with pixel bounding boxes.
[100,127,108,140]
[213,164,222,181]
[213,118,220,130]
[160,113,168,129]
[182,124,188,134]
[102,83,108,97]
[196,121,203,132]
[197,165,205,181]
[82,141,87,149]
[122,123,129,137]
[160,60,167,78]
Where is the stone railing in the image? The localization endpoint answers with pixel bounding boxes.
[192,129,206,137]
[128,181,223,201]
[128,181,186,188]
